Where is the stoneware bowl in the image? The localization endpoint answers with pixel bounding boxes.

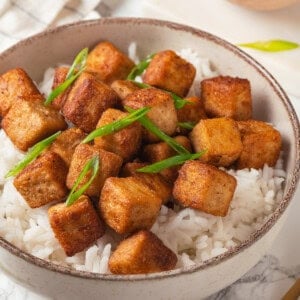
[0,18,299,300]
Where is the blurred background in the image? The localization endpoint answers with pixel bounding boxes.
[0,0,299,299]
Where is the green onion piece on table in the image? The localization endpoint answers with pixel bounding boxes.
[65,156,100,207]
[177,121,196,130]
[44,47,89,105]
[5,131,61,178]
[82,107,150,144]
[127,53,156,80]
[137,151,206,173]
[238,39,299,52]
[129,80,190,109]
[125,107,190,155]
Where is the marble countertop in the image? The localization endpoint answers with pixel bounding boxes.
[0,0,299,299]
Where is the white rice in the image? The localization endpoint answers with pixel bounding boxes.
[0,45,286,273]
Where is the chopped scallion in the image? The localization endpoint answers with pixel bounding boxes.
[238,39,299,52]
[127,53,155,80]
[177,121,196,130]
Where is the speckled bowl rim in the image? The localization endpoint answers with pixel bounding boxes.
[0,17,299,282]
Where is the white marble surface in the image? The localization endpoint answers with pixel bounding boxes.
[1,0,300,299]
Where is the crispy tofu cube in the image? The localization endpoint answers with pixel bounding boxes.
[48,128,86,167]
[121,162,149,177]
[14,152,68,208]
[62,72,119,133]
[173,161,237,216]
[50,66,70,110]
[66,144,123,197]
[177,96,207,133]
[111,80,140,101]
[2,99,67,151]
[86,41,135,84]
[142,136,192,183]
[0,68,41,117]
[99,177,162,234]
[109,230,177,274]
[121,162,172,204]
[94,108,142,161]
[190,118,243,167]
[236,120,281,169]
[201,76,252,120]
[123,88,178,142]
[143,50,196,97]
[48,195,105,257]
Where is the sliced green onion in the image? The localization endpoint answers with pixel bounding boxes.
[44,69,84,105]
[178,121,196,130]
[5,131,61,178]
[44,47,89,106]
[238,39,299,52]
[125,107,190,155]
[129,80,190,109]
[66,156,100,206]
[127,53,156,80]
[66,47,88,79]
[82,107,150,144]
[137,151,206,173]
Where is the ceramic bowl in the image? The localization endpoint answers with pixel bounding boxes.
[0,18,299,300]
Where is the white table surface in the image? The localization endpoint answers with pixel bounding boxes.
[0,1,300,299]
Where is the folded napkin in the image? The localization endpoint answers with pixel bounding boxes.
[0,0,102,52]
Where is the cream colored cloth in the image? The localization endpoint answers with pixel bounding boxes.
[0,0,101,52]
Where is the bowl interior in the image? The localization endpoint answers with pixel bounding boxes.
[0,18,299,279]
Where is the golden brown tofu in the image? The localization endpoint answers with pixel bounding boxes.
[86,41,135,85]
[62,72,119,133]
[99,177,162,235]
[2,99,67,151]
[51,66,70,110]
[48,128,86,167]
[236,120,281,169]
[120,162,172,204]
[66,144,123,197]
[48,195,105,257]
[0,68,41,117]
[111,80,140,101]
[94,108,142,161]
[142,136,192,183]
[201,76,252,120]
[109,230,177,274]
[173,161,237,216]
[143,50,196,97]
[190,118,243,167]
[14,152,68,208]
[123,88,178,142]
[177,96,207,134]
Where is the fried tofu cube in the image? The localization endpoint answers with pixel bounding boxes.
[48,195,105,257]
[111,80,140,101]
[50,66,70,110]
[86,41,135,84]
[94,108,142,161]
[62,72,119,133]
[177,96,207,133]
[142,136,192,183]
[201,76,252,120]
[2,99,67,151]
[66,144,123,197]
[236,120,281,169]
[120,162,172,204]
[48,128,86,167]
[0,68,41,117]
[190,118,243,167]
[123,88,178,142]
[143,50,196,97]
[14,152,68,208]
[109,230,177,274]
[173,161,237,216]
[99,177,162,234]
